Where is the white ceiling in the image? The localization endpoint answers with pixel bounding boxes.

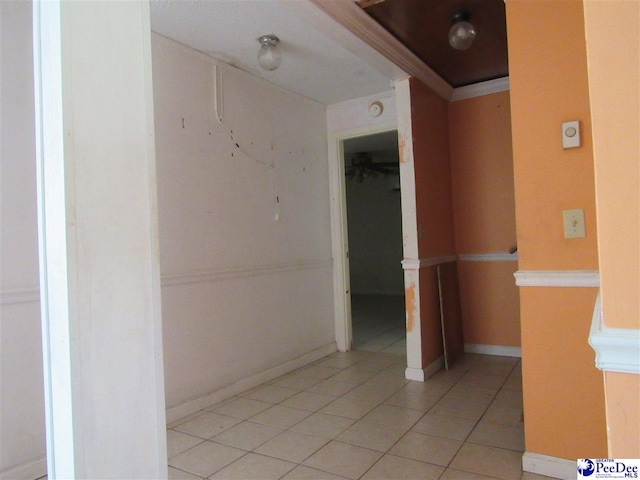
[149,0,396,105]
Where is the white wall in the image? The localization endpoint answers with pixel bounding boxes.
[152,36,335,416]
[0,2,46,478]
[0,17,335,478]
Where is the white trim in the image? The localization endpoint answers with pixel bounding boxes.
[326,90,396,133]
[161,259,332,288]
[450,77,510,102]
[284,2,409,89]
[589,291,640,374]
[464,343,522,358]
[514,270,600,287]
[0,287,40,305]
[458,253,518,262]
[405,356,443,382]
[327,120,398,353]
[522,452,576,480]
[401,256,457,270]
[307,0,453,100]
[0,456,47,480]
[165,343,337,424]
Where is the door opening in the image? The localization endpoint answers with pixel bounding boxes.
[342,131,405,353]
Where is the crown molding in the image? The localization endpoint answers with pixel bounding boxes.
[305,0,454,100]
[450,77,510,102]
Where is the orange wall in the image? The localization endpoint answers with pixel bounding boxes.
[419,267,444,366]
[409,78,456,259]
[409,78,455,366]
[449,92,516,253]
[520,287,607,458]
[449,91,520,348]
[603,372,640,457]
[583,0,640,456]
[507,0,607,458]
[457,261,520,347]
[583,0,639,330]
[508,0,598,272]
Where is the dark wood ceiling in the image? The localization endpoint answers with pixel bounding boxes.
[358,0,508,88]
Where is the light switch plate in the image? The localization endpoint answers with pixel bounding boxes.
[563,208,586,238]
[562,121,581,149]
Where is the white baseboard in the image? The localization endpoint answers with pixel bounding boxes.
[166,343,337,424]
[0,456,46,480]
[465,343,522,358]
[405,356,443,381]
[522,452,576,479]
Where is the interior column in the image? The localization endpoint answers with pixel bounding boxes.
[32,1,167,477]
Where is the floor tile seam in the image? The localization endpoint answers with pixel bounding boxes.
[213,418,287,438]
[166,433,208,459]
[355,452,445,480]
[434,375,488,445]
[386,442,465,471]
[301,439,384,479]
[168,408,211,429]
[201,449,254,479]
[464,385,524,452]
[168,440,250,479]
[464,436,525,453]
[252,435,333,466]
[168,464,207,479]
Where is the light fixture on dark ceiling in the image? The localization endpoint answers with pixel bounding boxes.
[257,34,282,71]
[448,12,476,51]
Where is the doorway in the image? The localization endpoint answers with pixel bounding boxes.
[342,131,405,353]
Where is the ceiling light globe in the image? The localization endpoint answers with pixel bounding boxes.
[257,35,282,71]
[448,21,476,50]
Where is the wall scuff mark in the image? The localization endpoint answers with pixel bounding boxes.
[405,281,416,332]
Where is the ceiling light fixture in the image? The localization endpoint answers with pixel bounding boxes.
[448,12,476,50]
[257,34,282,71]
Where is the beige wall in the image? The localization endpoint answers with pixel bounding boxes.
[0,2,46,476]
[507,0,607,458]
[0,19,336,477]
[153,36,335,413]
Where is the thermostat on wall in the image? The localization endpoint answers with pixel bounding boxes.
[369,101,384,118]
[562,120,580,149]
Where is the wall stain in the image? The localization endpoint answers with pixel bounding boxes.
[405,282,416,332]
[398,133,406,164]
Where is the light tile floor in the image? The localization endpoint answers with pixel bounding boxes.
[39,296,555,480]
[168,350,552,480]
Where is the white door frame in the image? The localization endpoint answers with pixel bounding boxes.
[328,121,398,352]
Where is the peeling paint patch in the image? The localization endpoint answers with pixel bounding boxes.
[405,281,416,332]
[398,133,406,164]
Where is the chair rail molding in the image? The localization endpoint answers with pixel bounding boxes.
[514,270,600,287]
[0,286,40,305]
[401,255,457,270]
[161,258,332,288]
[589,291,640,374]
[458,252,518,262]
